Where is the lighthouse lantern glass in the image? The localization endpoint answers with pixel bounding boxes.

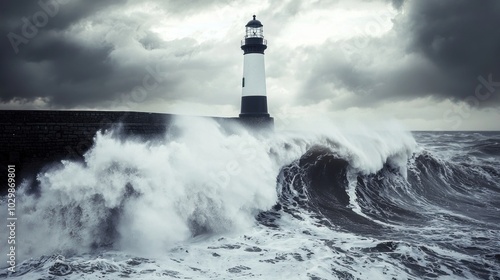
[246,26,263,38]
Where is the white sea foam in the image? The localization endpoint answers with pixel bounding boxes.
[1,116,424,279]
[7,117,281,259]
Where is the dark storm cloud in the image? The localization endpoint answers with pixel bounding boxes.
[0,0,127,31]
[0,0,131,107]
[405,0,500,103]
[0,31,115,105]
[301,0,500,108]
[395,0,500,106]
[0,0,245,109]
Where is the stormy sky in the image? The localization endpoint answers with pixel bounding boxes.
[1,0,499,130]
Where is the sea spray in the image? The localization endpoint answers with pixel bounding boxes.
[2,116,418,263]
[3,121,497,279]
[9,117,279,258]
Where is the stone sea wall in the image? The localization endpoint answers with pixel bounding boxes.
[0,110,272,193]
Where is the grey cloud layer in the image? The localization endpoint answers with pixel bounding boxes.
[0,0,238,108]
[401,0,500,105]
[1,0,499,110]
[1,0,126,107]
[300,0,500,108]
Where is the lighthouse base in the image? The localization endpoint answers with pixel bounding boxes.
[239,96,269,117]
[238,96,273,130]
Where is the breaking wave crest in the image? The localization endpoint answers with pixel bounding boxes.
[2,118,500,279]
[3,117,417,262]
[9,117,279,258]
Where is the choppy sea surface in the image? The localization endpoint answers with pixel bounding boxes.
[1,118,499,279]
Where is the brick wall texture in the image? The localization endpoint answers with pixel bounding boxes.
[0,110,273,193]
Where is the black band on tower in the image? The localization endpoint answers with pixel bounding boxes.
[241,38,267,54]
[240,96,269,117]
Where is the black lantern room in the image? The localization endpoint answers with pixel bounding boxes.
[241,15,267,54]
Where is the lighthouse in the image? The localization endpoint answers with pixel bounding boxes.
[239,15,270,118]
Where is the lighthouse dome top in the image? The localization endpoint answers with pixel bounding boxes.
[246,15,263,27]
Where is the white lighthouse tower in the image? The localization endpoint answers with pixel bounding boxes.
[240,15,270,118]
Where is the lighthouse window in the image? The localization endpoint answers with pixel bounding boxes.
[242,77,245,87]
[246,27,263,38]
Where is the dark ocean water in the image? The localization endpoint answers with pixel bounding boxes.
[1,119,499,279]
